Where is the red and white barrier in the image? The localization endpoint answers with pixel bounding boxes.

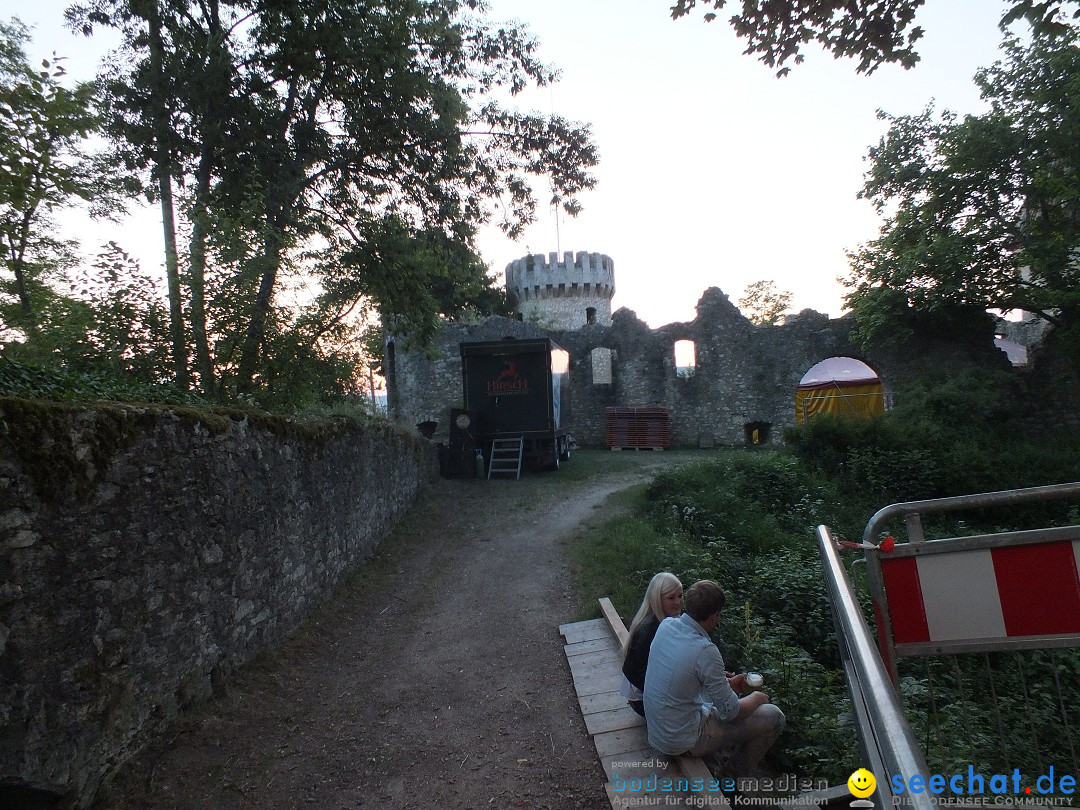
[880,540,1080,651]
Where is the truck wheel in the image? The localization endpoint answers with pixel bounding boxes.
[546,443,560,472]
[559,439,571,462]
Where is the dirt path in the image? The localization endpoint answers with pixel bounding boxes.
[100,451,693,809]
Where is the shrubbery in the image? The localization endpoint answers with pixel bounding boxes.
[571,377,1080,786]
[784,370,1080,524]
[0,357,390,424]
[0,357,204,406]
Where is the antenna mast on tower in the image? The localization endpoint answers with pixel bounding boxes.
[553,197,561,255]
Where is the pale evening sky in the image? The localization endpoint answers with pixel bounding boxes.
[18,0,1013,327]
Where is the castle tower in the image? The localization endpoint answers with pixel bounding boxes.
[504,250,615,329]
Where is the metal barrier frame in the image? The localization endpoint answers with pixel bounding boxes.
[858,482,1080,682]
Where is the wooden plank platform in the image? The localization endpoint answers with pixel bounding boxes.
[559,600,730,809]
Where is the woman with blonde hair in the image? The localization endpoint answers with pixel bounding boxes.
[620,572,683,717]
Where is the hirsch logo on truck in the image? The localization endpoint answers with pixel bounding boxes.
[486,361,529,395]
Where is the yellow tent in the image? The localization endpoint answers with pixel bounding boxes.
[795,357,885,423]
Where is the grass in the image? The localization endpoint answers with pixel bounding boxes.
[526,446,705,485]
[564,498,663,622]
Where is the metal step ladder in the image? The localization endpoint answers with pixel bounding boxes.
[487,438,524,480]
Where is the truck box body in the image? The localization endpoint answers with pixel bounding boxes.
[459,338,572,469]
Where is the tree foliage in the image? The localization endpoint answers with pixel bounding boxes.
[845,30,1080,353]
[738,279,792,325]
[669,0,1080,75]
[66,0,596,406]
[0,19,125,340]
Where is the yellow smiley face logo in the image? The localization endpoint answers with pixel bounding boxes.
[848,768,876,798]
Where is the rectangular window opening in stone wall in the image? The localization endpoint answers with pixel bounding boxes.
[591,347,613,385]
[675,339,696,379]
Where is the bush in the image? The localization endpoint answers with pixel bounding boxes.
[645,452,836,554]
[785,369,1080,507]
[0,357,204,406]
[571,429,1080,785]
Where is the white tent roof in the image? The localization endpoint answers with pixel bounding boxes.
[799,357,880,387]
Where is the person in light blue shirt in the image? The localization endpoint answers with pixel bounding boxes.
[643,580,785,777]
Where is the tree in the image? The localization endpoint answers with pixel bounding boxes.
[312,214,512,348]
[80,0,254,395]
[77,0,597,403]
[845,30,1080,352]
[739,279,792,325]
[669,0,1080,75]
[63,241,173,378]
[0,19,121,341]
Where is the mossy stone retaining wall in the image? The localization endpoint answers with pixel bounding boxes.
[0,400,435,807]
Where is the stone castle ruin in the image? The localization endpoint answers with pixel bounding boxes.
[504,250,616,329]
[386,250,1074,448]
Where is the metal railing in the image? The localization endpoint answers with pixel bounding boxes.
[816,524,934,810]
[860,481,1080,546]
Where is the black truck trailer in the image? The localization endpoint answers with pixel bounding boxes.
[458,338,572,471]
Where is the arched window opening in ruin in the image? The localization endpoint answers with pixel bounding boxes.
[586,307,596,324]
[675,340,696,378]
[744,421,772,446]
[591,347,613,384]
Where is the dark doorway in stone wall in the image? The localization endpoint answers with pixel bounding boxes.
[744,421,771,446]
[586,306,596,324]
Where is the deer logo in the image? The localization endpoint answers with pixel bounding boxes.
[486,359,527,394]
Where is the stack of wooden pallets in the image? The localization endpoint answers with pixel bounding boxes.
[604,407,671,451]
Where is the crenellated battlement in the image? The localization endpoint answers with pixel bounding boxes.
[505,251,615,288]
[505,251,616,328]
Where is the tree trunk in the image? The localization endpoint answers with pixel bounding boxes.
[148,3,189,389]
[186,0,231,397]
[188,142,216,396]
[157,174,188,389]
[236,232,283,395]
[7,233,34,323]
[6,201,41,326]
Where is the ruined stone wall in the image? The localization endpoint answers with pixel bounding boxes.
[386,289,859,446]
[652,292,854,445]
[386,287,1021,448]
[0,402,434,808]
